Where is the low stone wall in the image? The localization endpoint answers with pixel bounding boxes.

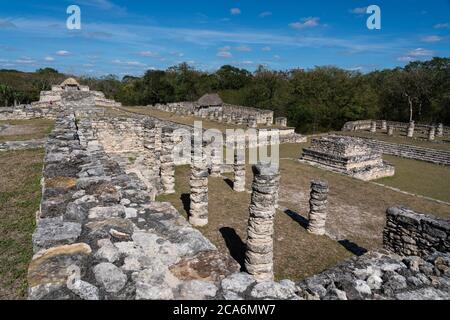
[343,120,450,137]
[0,105,60,120]
[343,135,450,166]
[296,250,450,300]
[384,207,450,257]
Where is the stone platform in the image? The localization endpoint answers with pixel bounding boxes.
[300,135,395,181]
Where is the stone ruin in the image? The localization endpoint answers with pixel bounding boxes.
[1,79,449,300]
[343,119,449,138]
[300,135,395,181]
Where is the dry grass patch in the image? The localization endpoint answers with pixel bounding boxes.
[0,149,44,299]
[0,119,54,142]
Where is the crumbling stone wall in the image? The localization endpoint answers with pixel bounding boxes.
[384,207,450,257]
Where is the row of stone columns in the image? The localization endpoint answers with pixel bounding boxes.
[371,120,444,141]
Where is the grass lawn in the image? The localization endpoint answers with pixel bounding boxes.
[377,155,450,203]
[338,130,450,152]
[0,119,54,142]
[0,149,43,299]
[158,141,450,281]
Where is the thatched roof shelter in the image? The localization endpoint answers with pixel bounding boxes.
[198,93,223,106]
[60,78,80,87]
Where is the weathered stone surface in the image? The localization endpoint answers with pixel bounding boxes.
[93,263,128,293]
[170,251,240,283]
[32,219,82,252]
[28,243,92,300]
[250,280,298,300]
[177,280,218,300]
[135,269,180,300]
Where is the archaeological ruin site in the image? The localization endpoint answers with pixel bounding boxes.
[1,78,449,301]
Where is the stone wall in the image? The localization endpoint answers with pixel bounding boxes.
[384,207,450,257]
[342,135,450,166]
[342,120,450,137]
[0,105,61,120]
[149,101,274,126]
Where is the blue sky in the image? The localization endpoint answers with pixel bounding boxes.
[0,0,449,77]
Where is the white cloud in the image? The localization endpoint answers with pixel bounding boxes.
[218,46,232,52]
[217,51,232,58]
[56,50,70,56]
[138,51,159,58]
[349,7,367,14]
[289,17,320,29]
[44,56,55,62]
[408,48,434,57]
[235,45,252,52]
[259,11,272,18]
[112,59,146,66]
[421,35,443,43]
[15,58,36,64]
[397,56,414,62]
[230,8,241,15]
[434,23,450,29]
[262,46,272,52]
[398,48,434,62]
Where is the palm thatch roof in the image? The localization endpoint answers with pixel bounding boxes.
[60,77,80,87]
[198,93,223,106]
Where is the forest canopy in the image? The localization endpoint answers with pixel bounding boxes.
[1,57,449,134]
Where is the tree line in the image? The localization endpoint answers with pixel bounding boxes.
[1,58,449,133]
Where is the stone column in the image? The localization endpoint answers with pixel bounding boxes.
[407,121,415,138]
[245,164,280,282]
[248,117,258,129]
[307,180,329,236]
[233,153,246,192]
[437,123,444,137]
[189,144,209,227]
[370,121,377,133]
[428,126,436,141]
[275,117,288,127]
[210,147,222,178]
[160,126,175,194]
[381,120,387,131]
[387,125,394,136]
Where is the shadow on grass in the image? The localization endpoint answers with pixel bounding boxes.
[219,227,246,272]
[338,239,368,256]
[284,209,309,230]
